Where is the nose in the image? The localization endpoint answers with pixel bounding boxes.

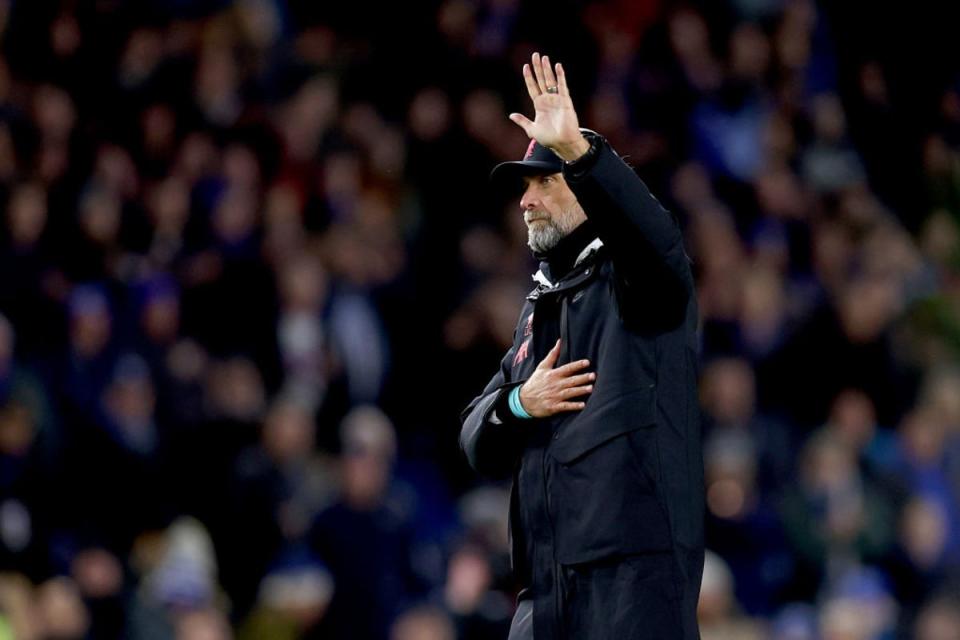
[520,182,540,212]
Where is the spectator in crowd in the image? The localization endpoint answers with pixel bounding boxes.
[307,406,422,639]
[914,597,960,640]
[221,396,333,619]
[440,541,512,640]
[779,431,896,601]
[390,605,455,640]
[128,516,227,638]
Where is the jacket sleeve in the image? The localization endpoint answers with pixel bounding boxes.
[563,134,693,324]
[460,346,527,479]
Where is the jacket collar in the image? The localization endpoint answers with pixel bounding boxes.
[528,238,604,300]
[534,220,598,279]
[532,238,603,289]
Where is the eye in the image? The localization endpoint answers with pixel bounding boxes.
[540,175,554,185]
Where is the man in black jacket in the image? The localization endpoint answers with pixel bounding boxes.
[460,53,704,639]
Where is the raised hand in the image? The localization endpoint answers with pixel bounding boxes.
[508,52,591,162]
[518,340,595,418]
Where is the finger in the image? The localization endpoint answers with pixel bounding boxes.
[509,112,534,136]
[531,52,547,92]
[556,401,587,412]
[561,385,593,399]
[554,358,591,375]
[557,62,571,97]
[562,372,596,386]
[539,339,561,369]
[542,55,559,92]
[521,63,540,100]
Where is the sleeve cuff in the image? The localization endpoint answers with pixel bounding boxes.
[562,131,604,180]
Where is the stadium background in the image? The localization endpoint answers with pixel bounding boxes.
[0,0,959,638]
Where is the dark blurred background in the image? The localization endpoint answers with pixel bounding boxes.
[0,0,959,638]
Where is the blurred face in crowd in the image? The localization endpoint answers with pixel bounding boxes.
[34,577,90,639]
[262,401,314,465]
[408,87,451,142]
[7,183,48,248]
[141,292,180,344]
[704,433,757,520]
[174,608,233,640]
[828,390,877,452]
[147,177,190,234]
[700,358,756,425]
[901,497,949,569]
[0,403,36,458]
[801,435,857,495]
[105,371,156,426]
[900,408,947,466]
[340,410,397,510]
[444,546,493,614]
[391,607,455,640]
[915,600,960,640]
[729,22,770,83]
[206,358,265,422]
[71,548,124,600]
[70,304,111,359]
[279,253,328,312]
[838,276,899,344]
[212,187,257,246]
[341,437,393,511]
[520,173,587,254]
[79,188,122,246]
[820,599,871,640]
[33,85,76,143]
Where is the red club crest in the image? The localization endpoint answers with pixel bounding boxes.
[513,337,531,367]
[524,139,537,160]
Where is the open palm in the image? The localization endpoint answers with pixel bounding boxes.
[509,52,588,160]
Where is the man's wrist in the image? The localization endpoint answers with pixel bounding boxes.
[552,135,591,162]
[562,130,603,177]
[509,385,533,419]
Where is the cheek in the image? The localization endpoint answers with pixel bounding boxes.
[555,204,581,229]
[541,196,563,217]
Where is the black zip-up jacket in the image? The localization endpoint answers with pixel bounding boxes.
[461,133,704,639]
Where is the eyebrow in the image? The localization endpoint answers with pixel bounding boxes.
[523,173,561,185]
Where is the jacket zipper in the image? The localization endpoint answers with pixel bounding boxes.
[558,296,569,364]
[545,295,569,634]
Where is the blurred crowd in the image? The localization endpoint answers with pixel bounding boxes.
[0,0,958,638]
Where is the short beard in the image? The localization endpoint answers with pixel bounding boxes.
[526,205,584,254]
[527,218,565,254]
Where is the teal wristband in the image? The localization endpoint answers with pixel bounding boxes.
[509,386,533,419]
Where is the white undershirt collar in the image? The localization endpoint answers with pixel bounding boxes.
[531,237,604,288]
